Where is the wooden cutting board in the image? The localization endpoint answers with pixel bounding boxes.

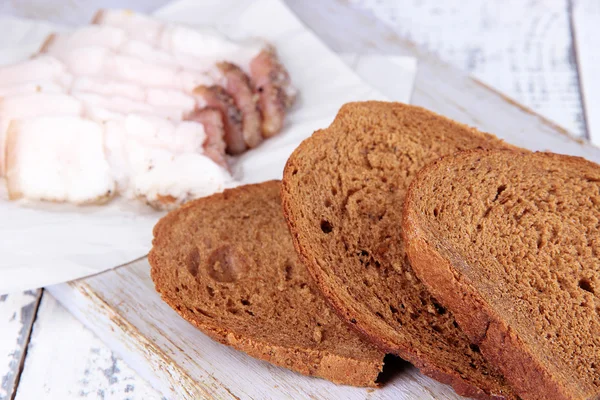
[47,1,600,399]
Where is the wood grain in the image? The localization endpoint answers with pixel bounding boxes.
[0,290,41,400]
[347,0,586,137]
[572,0,600,145]
[15,293,163,400]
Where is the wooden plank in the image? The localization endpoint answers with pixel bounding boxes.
[15,292,163,400]
[346,0,586,137]
[47,261,467,400]
[285,0,595,157]
[0,290,41,400]
[572,0,600,145]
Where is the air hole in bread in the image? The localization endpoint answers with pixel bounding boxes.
[186,248,200,277]
[207,246,246,282]
[331,187,337,196]
[194,307,212,318]
[493,185,507,202]
[469,344,480,353]
[241,299,251,306]
[579,278,595,294]
[433,302,446,315]
[389,305,399,314]
[324,198,332,208]
[284,261,293,281]
[320,220,333,233]
[206,286,215,297]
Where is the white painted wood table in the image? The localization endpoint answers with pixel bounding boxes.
[1,0,599,399]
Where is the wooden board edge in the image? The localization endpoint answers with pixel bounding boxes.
[470,77,587,145]
[46,281,236,400]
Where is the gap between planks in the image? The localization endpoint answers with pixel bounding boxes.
[571,0,600,146]
[14,292,163,400]
[0,290,42,400]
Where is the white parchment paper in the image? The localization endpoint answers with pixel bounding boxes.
[0,0,416,294]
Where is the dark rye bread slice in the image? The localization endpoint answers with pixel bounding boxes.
[149,181,385,387]
[281,101,517,399]
[403,150,600,400]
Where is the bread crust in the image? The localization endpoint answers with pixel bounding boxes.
[154,291,383,387]
[402,149,600,400]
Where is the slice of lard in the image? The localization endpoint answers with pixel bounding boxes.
[0,56,73,87]
[72,91,188,121]
[49,46,213,92]
[103,115,232,209]
[45,27,226,80]
[125,146,234,210]
[0,93,84,175]
[72,77,196,111]
[92,9,165,45]
[4,116,115,204]
[0,80,66,97]
[104,115,208,191]
[92,9,264,74]
[40,25,127,56]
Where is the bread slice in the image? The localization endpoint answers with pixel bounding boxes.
[281,101,518,399]
[403,150,600,400]
[149,181,385,387]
